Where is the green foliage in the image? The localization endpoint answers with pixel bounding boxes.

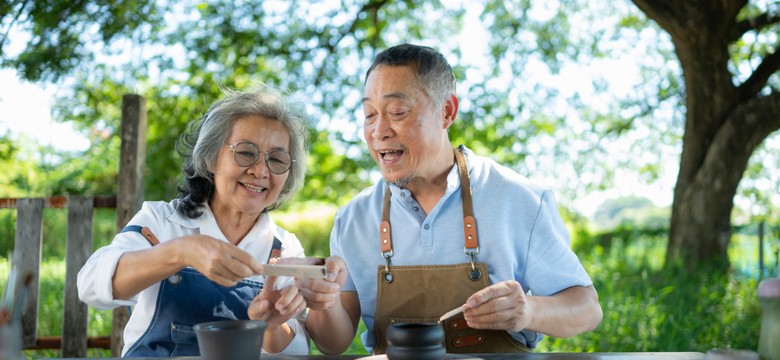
[0,0,164,82]
[592,196,671,231]
[273,202,338,258]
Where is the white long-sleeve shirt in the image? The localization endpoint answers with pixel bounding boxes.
[77,199,310,355]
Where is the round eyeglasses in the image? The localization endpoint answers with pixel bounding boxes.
[227,142,293,175]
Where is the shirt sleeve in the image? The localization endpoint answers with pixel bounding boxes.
[522,190,592,296]
[329,209,356,292]
[77,203,160,309]
[265,311,310,355]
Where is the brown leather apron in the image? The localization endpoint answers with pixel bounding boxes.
[372,147,530,354]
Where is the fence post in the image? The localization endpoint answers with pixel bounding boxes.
[14,198,43,348]
[62,196,93,357]
[111,94,147,356]
[759,221,765,277]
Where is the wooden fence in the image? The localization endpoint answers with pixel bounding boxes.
[1,94,146,357]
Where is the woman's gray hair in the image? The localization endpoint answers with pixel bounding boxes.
[176,85,309,218]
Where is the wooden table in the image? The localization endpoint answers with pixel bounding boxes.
[45,352,707,359]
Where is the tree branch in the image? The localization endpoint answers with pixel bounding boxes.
[630,0,686,38]
[0,0,31,57]
[732,10,780,42]
[313,0,390,86]
[739,44,780,101]
[718,92,780,161]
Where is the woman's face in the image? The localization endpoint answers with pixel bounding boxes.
[211,115,291,218]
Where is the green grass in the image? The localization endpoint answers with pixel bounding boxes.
[0,229,771,357]
[538,235,761,352]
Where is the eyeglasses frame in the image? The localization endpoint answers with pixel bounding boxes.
[227,142,294,175]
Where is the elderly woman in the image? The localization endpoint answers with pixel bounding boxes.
[78,86,311,356]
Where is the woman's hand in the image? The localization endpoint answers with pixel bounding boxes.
[248,276,306,328]
[173,235,263,287]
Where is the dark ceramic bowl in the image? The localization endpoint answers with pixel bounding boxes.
[386,323,445,360]
[386,322,445,347]
[193,320,267,360]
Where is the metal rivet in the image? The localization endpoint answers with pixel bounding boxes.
[455,340,461,345]
[382,227,387,232]
[478,336,483,341]
[469,270,482,281]
[467,224,472,228]
[452,323,459,328]
[383,239,388,244]
[467,235,473,240]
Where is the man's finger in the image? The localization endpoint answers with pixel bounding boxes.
[467,281,514,308]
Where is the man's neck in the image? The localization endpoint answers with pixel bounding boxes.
[405,148,456,214]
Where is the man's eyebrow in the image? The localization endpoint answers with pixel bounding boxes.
[362,92,408,103]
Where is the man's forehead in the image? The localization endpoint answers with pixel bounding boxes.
[362,91,409,103]
[362,67,425,103]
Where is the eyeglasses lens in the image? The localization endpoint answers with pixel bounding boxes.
[232,143,292,174]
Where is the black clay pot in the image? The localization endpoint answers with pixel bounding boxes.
[193,320,267,360]
[386,323,446,360]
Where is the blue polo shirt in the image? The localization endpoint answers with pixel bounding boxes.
[330,146,593,352]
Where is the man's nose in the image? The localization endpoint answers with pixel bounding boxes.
[371,114,392,140]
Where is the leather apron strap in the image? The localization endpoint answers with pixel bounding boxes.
[373,146,530,354]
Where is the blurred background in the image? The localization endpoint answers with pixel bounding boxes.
[1,0,778,357]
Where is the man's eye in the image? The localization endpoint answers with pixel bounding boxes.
[237,151,256,159]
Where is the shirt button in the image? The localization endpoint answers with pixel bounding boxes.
[424,224,430,230]
[413,207,419,212]
[400,192,406,198]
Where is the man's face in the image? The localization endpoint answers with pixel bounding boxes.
[362,65,449,186]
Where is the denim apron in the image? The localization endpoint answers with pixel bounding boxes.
[119,226,282,357]
[372,147,530,354]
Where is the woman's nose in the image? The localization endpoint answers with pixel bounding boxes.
[246,156,269,177]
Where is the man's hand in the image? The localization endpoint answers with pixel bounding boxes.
[463,280,531,332]
[277,256,347,311]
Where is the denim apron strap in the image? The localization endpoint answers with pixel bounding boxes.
[119,226,280,357]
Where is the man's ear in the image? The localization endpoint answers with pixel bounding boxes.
[442,94,459,129]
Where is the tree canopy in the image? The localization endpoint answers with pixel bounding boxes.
[2,0,779,267]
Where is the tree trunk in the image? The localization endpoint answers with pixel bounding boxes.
[632,0,780,268]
